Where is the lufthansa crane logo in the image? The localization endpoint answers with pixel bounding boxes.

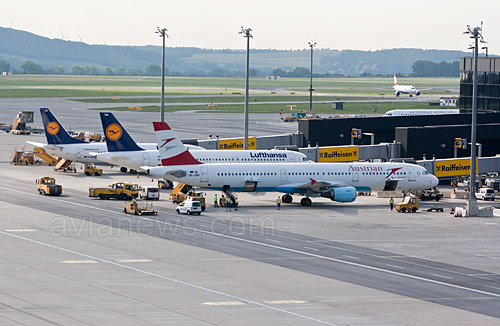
[106,123,122,141]
[46,121,60,135]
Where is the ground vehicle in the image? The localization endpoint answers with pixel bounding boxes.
[395,196,419,213]
[158,178,173,189]
[139,186,160,200]
[37,177,62,196]
[84,163,102,176]
[419,187,443,201]
[89,182,139,200]
[123,201,157,215]
[176,200,202,215]
[476,188,495,201]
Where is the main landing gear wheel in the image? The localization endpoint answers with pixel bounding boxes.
[282,194,293,203]
[300,197,312,206]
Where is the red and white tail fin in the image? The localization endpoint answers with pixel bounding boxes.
[393,74,398,86]
[152,122,202,166]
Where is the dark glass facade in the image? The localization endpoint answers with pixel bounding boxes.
[459,57,500,112]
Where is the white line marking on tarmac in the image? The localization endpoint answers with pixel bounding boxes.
[4,229,36,232]
[203,301,246,306]
[433,274,453,280]
[386,264,405,269]
[3,186,500,301]
[0,229,338,326]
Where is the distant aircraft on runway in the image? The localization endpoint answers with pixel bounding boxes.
[393,74,420,97]
[144,121,438,207]
[95,112,311,173]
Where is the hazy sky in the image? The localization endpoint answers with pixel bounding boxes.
[2,0,499,54]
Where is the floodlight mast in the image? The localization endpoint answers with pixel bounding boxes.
[463,24,486,216]
[308,41,317,116]
[239,27,253,150]
[156,27,168,122]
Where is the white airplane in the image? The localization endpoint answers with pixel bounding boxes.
[94,112,310,172]
[144,121,439,206]
[393,74,420,97]
[26,108,161,171]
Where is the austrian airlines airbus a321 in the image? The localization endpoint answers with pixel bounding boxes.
[144,122,438,207]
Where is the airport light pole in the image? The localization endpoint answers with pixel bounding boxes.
[463,24,486,216]
[239,27,253,150]
[308,41,316,116]
[156,27,168,122]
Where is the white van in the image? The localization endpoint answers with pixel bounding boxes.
[176,200,202,215]
[139,186,160,200]
[476,188,495,201]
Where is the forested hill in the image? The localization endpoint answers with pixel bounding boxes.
[0,27,472,76]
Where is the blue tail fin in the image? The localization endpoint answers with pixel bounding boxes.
[100,112,144,152]
[40,108,87,144]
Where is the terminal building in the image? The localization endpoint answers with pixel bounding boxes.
[459,57,500,112]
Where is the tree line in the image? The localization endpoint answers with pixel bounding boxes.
[0,58,460,77]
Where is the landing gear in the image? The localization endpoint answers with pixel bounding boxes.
[282,194,293,203]
[300,197,312,206]
[120,167,127,173]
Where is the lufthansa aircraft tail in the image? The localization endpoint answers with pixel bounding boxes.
[153,121,201,166]
[40,108,87,145]
[100,112,143,152]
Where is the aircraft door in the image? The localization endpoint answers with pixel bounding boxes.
[280,169,287,182]
[201,167,208,182]
[408,166,416,182]
[352,171,359,182]
[143,153,150,166]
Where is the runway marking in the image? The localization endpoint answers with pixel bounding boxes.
[61,260,98,264]
[386,264,405,269]
[3,187,500,302]
[202,301,246,306]
[485,285,500,291]
[4,229,36,232]
[115,259,152,263]
[303,246,319,251]
[0,230,338,326]
[433,274,453,280]
[264,300,307,304]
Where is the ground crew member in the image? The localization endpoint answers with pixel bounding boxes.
[214,194,218,207]
[389,197,394,211]
[234,197,238,211]
[276,196,281,210]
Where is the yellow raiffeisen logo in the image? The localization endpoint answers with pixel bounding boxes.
[106,123,122,141]
[46,121,60,135]
[218,138,257,150]
[435,158,478,177]
[318,146,359,162]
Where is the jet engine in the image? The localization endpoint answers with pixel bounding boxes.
[321,186,357,202]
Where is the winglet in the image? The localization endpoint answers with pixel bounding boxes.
[153,122,202,166]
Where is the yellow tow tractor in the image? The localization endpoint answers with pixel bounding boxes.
[123,200,157,215]
[36,177,63,196]
[84,163,102,176]
[89,182,139,200]
[395,196,419,213]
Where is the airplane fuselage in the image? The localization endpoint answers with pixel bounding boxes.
[147,162,438,194]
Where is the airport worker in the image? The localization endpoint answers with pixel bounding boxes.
[234,197,238,211]
[276,196,281,210]
[389,197,394,211]
[214,194,218,207]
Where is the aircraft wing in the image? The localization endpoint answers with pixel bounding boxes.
[291,178,347,193]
